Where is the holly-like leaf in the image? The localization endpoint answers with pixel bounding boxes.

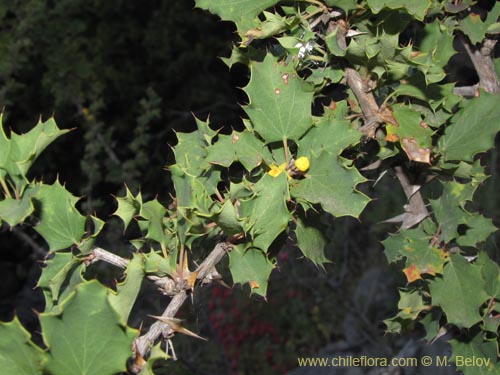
[243,54,314,143]
[429,180,476,243]
[143,250,177,276]
[382,227,449,282]
[385,104,433,163]
[239,173,291,252]
[290,151,369,218]
[429,254,489,328]
[37,252,80,307]
[384,289,430,332]
[205,130,272,171]
[0,195,34,227]
[210,199,245,237]
[108,254,144,324]
[420,310,443,342]
[195,0,280,34]
[0,317,46,374]
[396,289,429,320]
[77,215,105,255]
[298,107,360,157]
[113,186,142,231]
[229,244,275,297]
[439,92,500,162]
[476,252,500,299]
[450,333,500,375]
[140,199,168,244]
[172,118,218,183]
[40,281,136,375]
[32,181,86,251]
[0,116,70,194]
[366,0,432,21]
[295,212,331,268]
[457,214,497,248]
[459,2,500,45]
[324,0,359,11]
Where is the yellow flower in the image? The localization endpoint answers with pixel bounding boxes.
[268,162,287,177]
[294,156,310,172]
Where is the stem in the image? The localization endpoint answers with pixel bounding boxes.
[87,247,130,268]
[344,67,382,138]
[393,166,429,229]
[283,138,290,165]
[0,176,12,199]
[459,34,500,94]
[132,242,232,369]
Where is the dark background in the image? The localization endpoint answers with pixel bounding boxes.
[0,1,499,374]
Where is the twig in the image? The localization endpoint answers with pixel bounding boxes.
[453,84,480,97]
[345,67,383,138]
[85,247,130,268]
[132,242,232,369]
[459,34,500,94]
[393,166,429,229]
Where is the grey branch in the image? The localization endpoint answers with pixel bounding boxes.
[342,66,430,227]
[86,247,130,268]
[393,166,429,229]
[453,84,480,97]
[459,34,500,94]
[132,241,232,368]
[345,67,383,138]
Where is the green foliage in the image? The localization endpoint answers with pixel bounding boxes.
[0,317,46,374]
[1,0,500,373]
[40,281,136,375]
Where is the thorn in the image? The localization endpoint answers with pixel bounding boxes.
[149,315,207,341]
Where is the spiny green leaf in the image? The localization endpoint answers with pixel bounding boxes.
[456,213,497,248]
[382,227,449,282]
[290,151,369,218]
[429,180,477,243]
[429,254,489,328]
[143,250,177,276]
[476,252,500,299]
[239,173,291,252]
[298,106,360,157]
[450,333,500,375]
[324,0,359,11]
[40,281,136,375]
[459,2,500,45]
[420,310,443,342]
[140,199,168,244]
[366,0,432,21]
[244,54,314,143]
[229,244,275,297]
[108,254,145,324]
[211,200,245,237]
[77,215,105,255]
[113,186,142,231]
[439,92,500,162]
[0,317,46,375]
[37,252,80,307]
[33,181,86,251]
[0,195,34,227]
[384,289,430,332]
[0,116,70,194]
[386,104,433,163]
[205,130,272,171]
[195,0,280,34]
[295,212,331,268]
